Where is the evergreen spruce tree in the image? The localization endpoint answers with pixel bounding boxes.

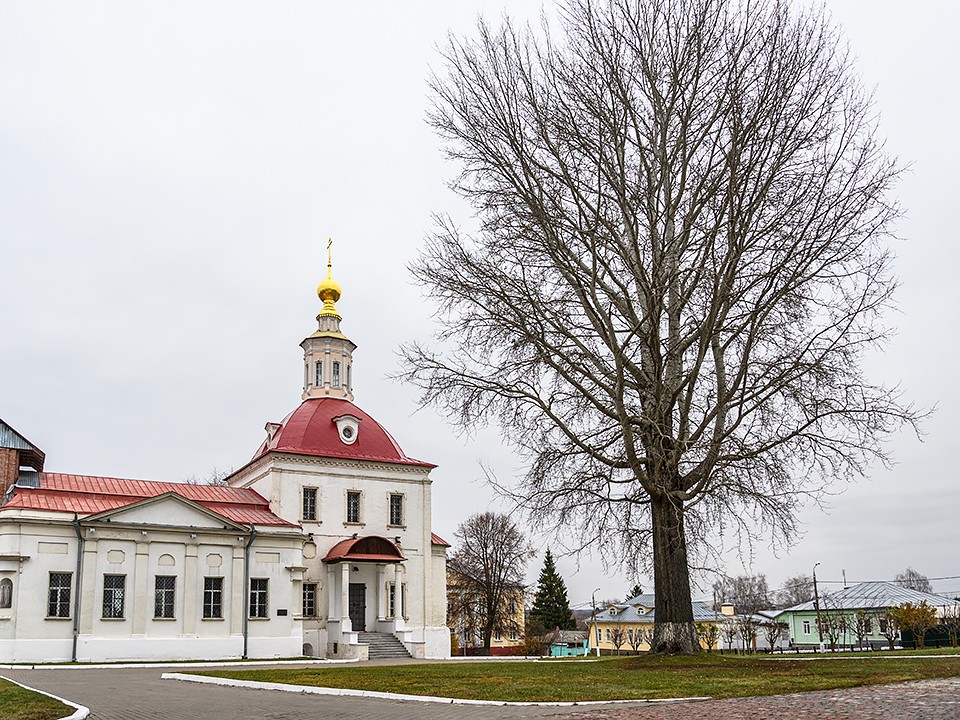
[530,549,576,631]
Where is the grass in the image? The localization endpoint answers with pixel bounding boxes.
[200,652,960,702]
[0,678,73,720]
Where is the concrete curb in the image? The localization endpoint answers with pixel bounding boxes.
[0,658,358,671]
[162,671,711,707]
[1,674,90,719]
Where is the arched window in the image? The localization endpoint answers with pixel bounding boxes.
[0,578,12,609]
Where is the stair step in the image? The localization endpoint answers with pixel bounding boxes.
[357,631,412,659]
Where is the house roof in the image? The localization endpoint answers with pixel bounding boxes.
[2,472,294,527]
[322,535,405,563]
[776,581,960,614]
[0,418,45,471]
[251,397,435,469]
[431,533,450,547]
[593,600,718,624]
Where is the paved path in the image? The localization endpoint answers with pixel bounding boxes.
[4,664,960,719]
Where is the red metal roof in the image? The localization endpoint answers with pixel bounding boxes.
[253,398,435,468]
[431,533,451,547]
[322,535,406,563]
[2,473,294,527]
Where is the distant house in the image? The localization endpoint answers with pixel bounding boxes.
[547,628,587,656]
[775,581,960,649]
[588,593,723,653]
[447,578,525,655]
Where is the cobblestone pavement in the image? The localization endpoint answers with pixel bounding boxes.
[4,665,960,720]
[549,678,960,720]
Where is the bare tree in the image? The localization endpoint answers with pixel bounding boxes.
[894,568,933,594]
[852,610,872,650]
[183,467,233,486]
[628,626,645,654]
[720,619,739,653]
[610,624,627,655]
[877,608,901,651]
[776,574,815,608]
[696,622,720,652]
[405,0,920,653]
[713,575,772,616]
[447,512,533,654]
[736,615,760,654]
[939,604,960,648]
[761,619,787,652]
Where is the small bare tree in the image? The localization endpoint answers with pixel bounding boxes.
[761,619,787,652]
[447,512,533,654]
[720,619,739,653]
[406,0,922,654]
[852,610,872,650]
[610,624,627,655]
[627,626,644,654]
[697,622,720,652]
[877,608,901,651]
[736,616,760,654]
[940,605,960,648]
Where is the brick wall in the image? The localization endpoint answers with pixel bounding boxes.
[0,447,19,494]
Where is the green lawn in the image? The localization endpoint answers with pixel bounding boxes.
[0,678,73,720]
[200,653,960,702]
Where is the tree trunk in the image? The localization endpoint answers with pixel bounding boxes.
[650,492,698,654]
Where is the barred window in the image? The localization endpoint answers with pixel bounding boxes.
[203,577,223,619]
[102,575,125,619]
[249,578,268,618]
[154,575,176,619]
[346,491,361,523]
[302,582,317,617]
[302,488,318,521]
[47,573,72,618]
[387,582,396,619]
[389,494,403,526]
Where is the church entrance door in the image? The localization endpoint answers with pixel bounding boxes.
[348,583,366,631]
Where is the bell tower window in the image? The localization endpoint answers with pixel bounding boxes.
[332,361,341,388]
[346,364,351,391]
[315,360,323,387]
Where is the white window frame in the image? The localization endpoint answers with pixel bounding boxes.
[803,619,811,635]
[203,576,223,619]
[388,493,404,527]
[154,575,176,619]
[47,572,72,619]
[102,574,126,619]
[302,487,318,522]
[332,361,341,388]
[345,489,362,524]
[249,578,269,619]
[302,582,317,617]
[315,360,323,387]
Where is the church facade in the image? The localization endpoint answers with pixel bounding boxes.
[0,253,450,662]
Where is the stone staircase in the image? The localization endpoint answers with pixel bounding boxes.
[358,631,412,659]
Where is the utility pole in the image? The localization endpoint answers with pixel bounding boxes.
[813,562,825,653]
[591,587,600,657]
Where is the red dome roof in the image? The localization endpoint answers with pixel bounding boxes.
[253,398,435,468]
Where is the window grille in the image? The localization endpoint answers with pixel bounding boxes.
[47,573,72,618]
[249,578,269,618]
[346,491,361,523]
[389,494,403,526]
[102,575,125,619]
[302,583,317,617]
[154,575,176,618]
[203,577,223,619]
[302,488,318,521]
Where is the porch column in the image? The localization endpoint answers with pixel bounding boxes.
[376,564,386,621]
[395,562,405,628]
[326,565,337,621]
[340,562,350,629]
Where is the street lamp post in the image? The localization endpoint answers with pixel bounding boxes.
[812,562,825,653]
[590,587,601,657]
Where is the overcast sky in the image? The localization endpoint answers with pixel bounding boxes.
[1,1,958,607]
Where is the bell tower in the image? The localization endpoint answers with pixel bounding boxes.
[301,238,356,401]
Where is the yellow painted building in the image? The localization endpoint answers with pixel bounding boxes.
[588,594,729,653]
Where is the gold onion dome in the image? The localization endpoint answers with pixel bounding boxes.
[317,238,342,318]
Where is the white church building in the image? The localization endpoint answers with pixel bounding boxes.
[0,254,450,663]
